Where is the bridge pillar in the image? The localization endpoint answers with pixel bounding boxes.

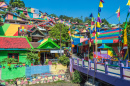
[89,60,91,70]
[120,63,124,79]
[77,58,79,66]
[105,62,108,75]
[118,60,121,66]
[94,58,97,72]
[101,58,103,63]
[126,60,128,67]
[82,59,84,67]
[70,58,73,72]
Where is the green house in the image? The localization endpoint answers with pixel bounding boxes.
[0,36,33,80]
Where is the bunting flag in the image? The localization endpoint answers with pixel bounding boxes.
[123,13,129,49]
[89,13,95,47]
[99,1,103,8]
[116,7,120,21]
[127,0,130,6]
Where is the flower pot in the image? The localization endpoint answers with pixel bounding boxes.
[17,65,19,67]
[15,65,17,68]
[23,63,26,66]
[31,63,33,66]
[0,65,2,68]
[26,65,29,67]
[20,65,22,67]
[8,64,11,67]
[3,66,5,68]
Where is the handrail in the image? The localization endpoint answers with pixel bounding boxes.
[84,60,88,62]
[122,67,130,69]
[96,69,105,72]
[123,75,130,78]
[106,64,120,67]
[107,71,120,75]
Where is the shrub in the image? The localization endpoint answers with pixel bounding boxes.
[58,55,70,66]
[72,70,82,84]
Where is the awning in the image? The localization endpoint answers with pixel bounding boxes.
[98,44,112,49]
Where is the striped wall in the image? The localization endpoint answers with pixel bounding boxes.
[0,23,20,36]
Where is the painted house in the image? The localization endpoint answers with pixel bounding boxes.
[35,38,64,64]
[0,2,8,9]
[0,36,33,80]
[4,12,29,24]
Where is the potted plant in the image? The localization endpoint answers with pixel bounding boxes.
[22,63,26,66]
[3,66,5,68]
[31,63,33,66]
[0,62,2,68]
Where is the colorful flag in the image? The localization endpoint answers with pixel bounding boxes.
[116,7,120,21]
[99,1,103,8]
[98,7,101,12]
[127,0,130,6]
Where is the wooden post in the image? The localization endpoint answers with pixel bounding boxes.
[105,62,108,75]
[120,63,124,79]
[82,59,84,67]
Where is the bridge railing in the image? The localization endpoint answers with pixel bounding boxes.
[70,58,130,80]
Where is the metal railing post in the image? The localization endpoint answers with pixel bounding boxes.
[105,62,108,75]
[82,59,84,67]
[120,63,124,79]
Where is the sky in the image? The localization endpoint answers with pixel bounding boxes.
[6,0,130,24]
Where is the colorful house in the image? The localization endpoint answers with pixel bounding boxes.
[0,36,33,80]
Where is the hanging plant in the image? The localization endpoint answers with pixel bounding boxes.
[0,65,2,68]
[14,65,17,68]
[20,65,22,67]
[8,64,11,67]
[26,65,29,67]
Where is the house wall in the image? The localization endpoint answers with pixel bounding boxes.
[0,50,28,80]
[0,23,20,36]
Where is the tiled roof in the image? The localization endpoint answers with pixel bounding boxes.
[0,37,32,49]
[30,42,40,48]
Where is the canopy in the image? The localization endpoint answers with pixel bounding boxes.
[98,44,111,49]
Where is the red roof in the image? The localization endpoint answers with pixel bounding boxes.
[0,37,31,49]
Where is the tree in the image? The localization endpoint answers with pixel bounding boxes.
[0,0,5,2]
[72,70,82,84]
[48,14,58,18]
[58,55,70,66]
[49,23,71,47]
[10,0,25,8]
[25,49,39,65]
[7,6,12,12]
[84,17,91,24]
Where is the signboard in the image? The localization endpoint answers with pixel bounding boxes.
[50,50,64,53]
[101,50,107,54]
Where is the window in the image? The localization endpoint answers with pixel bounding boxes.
[8,53,19,62]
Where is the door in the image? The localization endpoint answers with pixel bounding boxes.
[40,53,44,65]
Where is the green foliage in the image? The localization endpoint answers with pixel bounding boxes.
[45,59,49,65]
[58,55,70,66]
[25,49,39,65]
[48,14,58,18]
[7,6,12,12]
[0,0,4,2]
[84,17,91,24]
[0,11,6,14]
[2,58,18,64]
[20,13,27,19]
[72,70,82,84]
[10,0,25,8]
[101,18,111,28]
[27,37,32,42]
[49,23,71,47]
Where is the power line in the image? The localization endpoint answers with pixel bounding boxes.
[106,6,128,20]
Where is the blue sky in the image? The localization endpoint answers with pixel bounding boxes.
[6,0,130,24]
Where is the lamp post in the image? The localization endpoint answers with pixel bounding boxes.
[60,24,62,56]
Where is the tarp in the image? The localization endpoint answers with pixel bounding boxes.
[98,44,112,49]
